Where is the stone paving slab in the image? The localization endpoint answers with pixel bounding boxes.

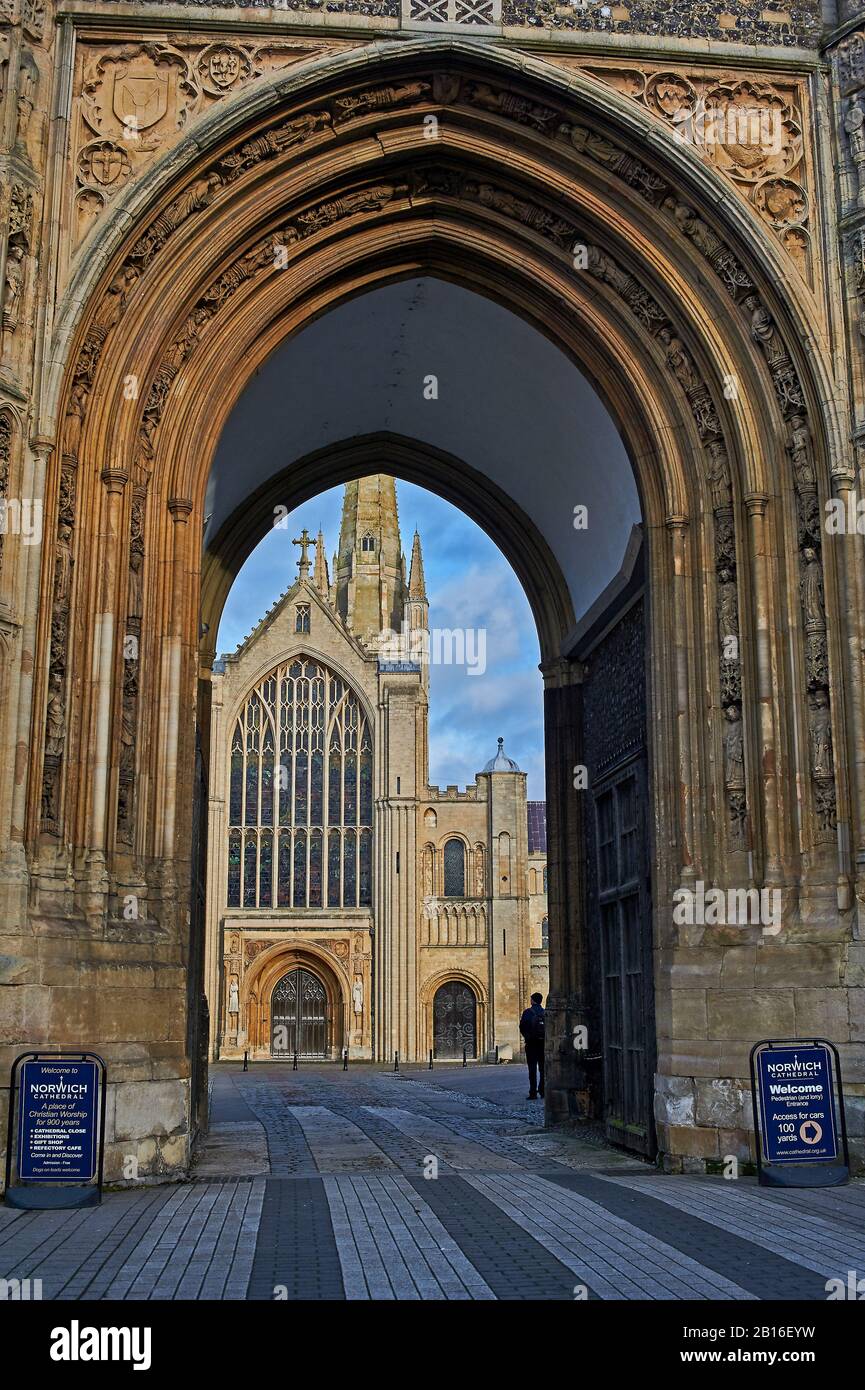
[364,1105,522,1171]
[466,1173,757,1301]
[601,1173,865,1282]
[2,1066,862,1302]
[192,1122,270,1178]
[547,1171,827,1301]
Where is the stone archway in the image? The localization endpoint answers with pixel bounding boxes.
[237,941,349,1061]
[7,37,862,1180]
[421,968,488,1061]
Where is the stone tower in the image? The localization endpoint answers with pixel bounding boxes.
[334,475,406,639]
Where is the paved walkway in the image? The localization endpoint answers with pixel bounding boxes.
[2,1063,863,1301]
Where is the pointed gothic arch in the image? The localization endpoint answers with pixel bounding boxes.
[9,35,861,1177]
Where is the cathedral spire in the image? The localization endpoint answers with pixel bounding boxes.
[334,474,406,638]
[408,529,427,600]
[314,527,330,598]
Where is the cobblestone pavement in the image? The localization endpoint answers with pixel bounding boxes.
[2,1063,862,1301]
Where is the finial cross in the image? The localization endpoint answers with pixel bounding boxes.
[292,527,312,577]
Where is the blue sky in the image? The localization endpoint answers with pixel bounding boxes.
[217,478,545,798]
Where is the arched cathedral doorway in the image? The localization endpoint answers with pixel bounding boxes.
[433,981,478,1060]
[271,968,328,1059]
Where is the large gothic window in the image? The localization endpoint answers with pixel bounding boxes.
[443,838,466,897]
[227,658,373,909]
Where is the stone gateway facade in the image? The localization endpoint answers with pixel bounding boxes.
[204,474,546,1063]
[0,0,864,1185]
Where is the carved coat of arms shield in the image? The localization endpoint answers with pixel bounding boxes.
[112,68,169,132]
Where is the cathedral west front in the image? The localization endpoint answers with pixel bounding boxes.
[205,475,549,1064]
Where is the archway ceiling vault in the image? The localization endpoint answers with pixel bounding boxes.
[54,39,841,659]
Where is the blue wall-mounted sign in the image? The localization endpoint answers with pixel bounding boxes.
[750,1039,849,1188]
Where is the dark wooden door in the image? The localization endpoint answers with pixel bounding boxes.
[594,760,655,1156]
[433,981,477,1059]
[271,968,327,1058]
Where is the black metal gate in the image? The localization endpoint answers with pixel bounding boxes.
[433,981,477,1059]
[594,759,655,1156]
[271,968,328,1058]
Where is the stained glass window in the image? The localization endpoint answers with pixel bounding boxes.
[228,830,241,907]
[227,657,373,909]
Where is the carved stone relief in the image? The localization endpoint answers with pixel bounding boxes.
[117,489,145,846]
[71,37,354,249]
[41,459,77,833]
[543,58,812,282]
[0,409,11,582]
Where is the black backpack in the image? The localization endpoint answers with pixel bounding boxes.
[524,1006,545,1042]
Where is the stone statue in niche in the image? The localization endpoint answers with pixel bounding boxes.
[808,689,833,779]
[787,414,815,492]
[228,977,239,1015]
[706,440,732,511]
[128,542,143,621]
[53,522,73,606]
[716,567,739,644]
[748,299,787,366]
[723,703,744,790]
[16,53,37,145]
[91,265,139,334]
[119,666,136,777]
[2,242,25,334]
[800,547,825,632]
[658,326,698,391]
[64,383,88,458]
[665,198,724,259]
[845,100,865,207]
[45,671,65,756]
[352,979,363,1016]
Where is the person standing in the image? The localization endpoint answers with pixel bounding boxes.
[519,992,545,1099]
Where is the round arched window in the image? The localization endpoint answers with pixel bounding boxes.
[443,838,466,897]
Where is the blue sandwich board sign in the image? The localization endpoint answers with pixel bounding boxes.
[5,1052,106,1209]
[18,1059,100,1181]
[750,1040,849,1188]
